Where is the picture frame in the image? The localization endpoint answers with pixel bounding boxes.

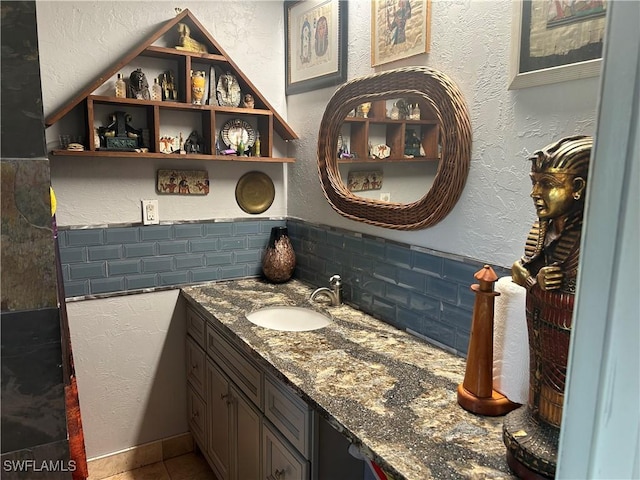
[285,0,348,95]
[509,0,607,90]
[371,0,431,67]
[157,169,209,195]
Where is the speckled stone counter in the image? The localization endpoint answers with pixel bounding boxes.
[181,278,517,480]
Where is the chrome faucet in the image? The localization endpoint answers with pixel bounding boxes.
[310,275,342,306]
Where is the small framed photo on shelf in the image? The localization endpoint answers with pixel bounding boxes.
[508,0,607,89]
[285,0,348,95]
[371,0,431,67]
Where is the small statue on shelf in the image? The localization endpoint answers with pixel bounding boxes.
[216,71,241,107]
[175,23,208,53]
[99,111,142,151]
[127,68,150,100]
[159,71,178,101]
[404,129,422,157]
[395,99,410,119]
[184,130,203,154]
[241,93,255,109]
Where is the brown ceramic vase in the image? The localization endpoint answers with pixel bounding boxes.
[262,226,296,283]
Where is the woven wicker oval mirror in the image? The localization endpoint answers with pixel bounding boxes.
[317,67,471,230]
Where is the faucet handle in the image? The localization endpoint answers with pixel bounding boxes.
[329,275,342,287]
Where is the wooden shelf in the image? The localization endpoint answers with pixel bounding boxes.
[141,45,227,62]
[49,149,295,163]
[45,9,297,162]
[341,99,440,162]
[337,156,439,164]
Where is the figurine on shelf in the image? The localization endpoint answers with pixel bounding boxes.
[160,71,178,101]
[175,23,208,53]
[395,99,410,119]
[404,129,421,157]
[241,93,255,109]
[99,111,142,151]
[184,130,203,154]
[216,71,241,107]
[127,68,150,100]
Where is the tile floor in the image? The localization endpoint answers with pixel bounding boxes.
[100,451,217,480]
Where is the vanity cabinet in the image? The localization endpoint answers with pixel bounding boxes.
[185,304,314,480]
[44,9,297,163]
[206,358,261,480]
[339,98,440,164]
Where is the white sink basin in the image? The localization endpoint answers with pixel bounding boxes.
[246,306,331,331]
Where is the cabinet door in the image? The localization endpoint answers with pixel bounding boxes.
[186,305,206,348]
[264,375,312,459]
[232,385,261,480]
[186,336,205,397]
[263,423,309,480]
[206,359,231,480]
[207,324,262,408]
[187,386,206,450]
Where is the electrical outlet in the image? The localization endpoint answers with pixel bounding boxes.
[379,192,391,202]
[141,200,159,225]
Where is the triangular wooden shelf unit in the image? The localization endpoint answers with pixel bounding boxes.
[45,9,297,162]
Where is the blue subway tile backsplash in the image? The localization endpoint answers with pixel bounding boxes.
[58,218,509,356]
[286,219,509,356]
[58,219,286,297]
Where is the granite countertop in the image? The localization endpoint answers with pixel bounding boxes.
[181,278,516,480]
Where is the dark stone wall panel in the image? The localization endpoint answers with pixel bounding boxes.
[1,160,57,311]
[0,1,47,159]
[1,308,66,454]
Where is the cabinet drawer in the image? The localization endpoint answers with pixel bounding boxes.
[265,376,312,458]
[207,324,262,408]
[263,422,309,480]
[187,386,206,450]
[186,306,206,348]
[186,336,205,397]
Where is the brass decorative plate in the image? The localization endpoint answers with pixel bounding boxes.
[221,118,255,151]
[235,171,275,214]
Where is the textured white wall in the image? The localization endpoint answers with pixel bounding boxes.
[66,290,185,458]
[287,0,600,268]
[37,0,288,226]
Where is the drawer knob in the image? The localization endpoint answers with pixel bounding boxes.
[191,363,198,370]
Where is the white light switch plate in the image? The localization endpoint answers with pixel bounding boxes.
[142,200,159,225]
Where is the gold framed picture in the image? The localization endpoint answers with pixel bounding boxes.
[371,0,431,67]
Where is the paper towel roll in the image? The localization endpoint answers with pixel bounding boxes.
[493,276,529,404]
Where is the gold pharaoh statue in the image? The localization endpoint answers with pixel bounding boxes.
[503,135,592,479]
[175,23,208,54]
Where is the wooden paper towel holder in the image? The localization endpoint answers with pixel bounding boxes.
[457,265,520,416]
